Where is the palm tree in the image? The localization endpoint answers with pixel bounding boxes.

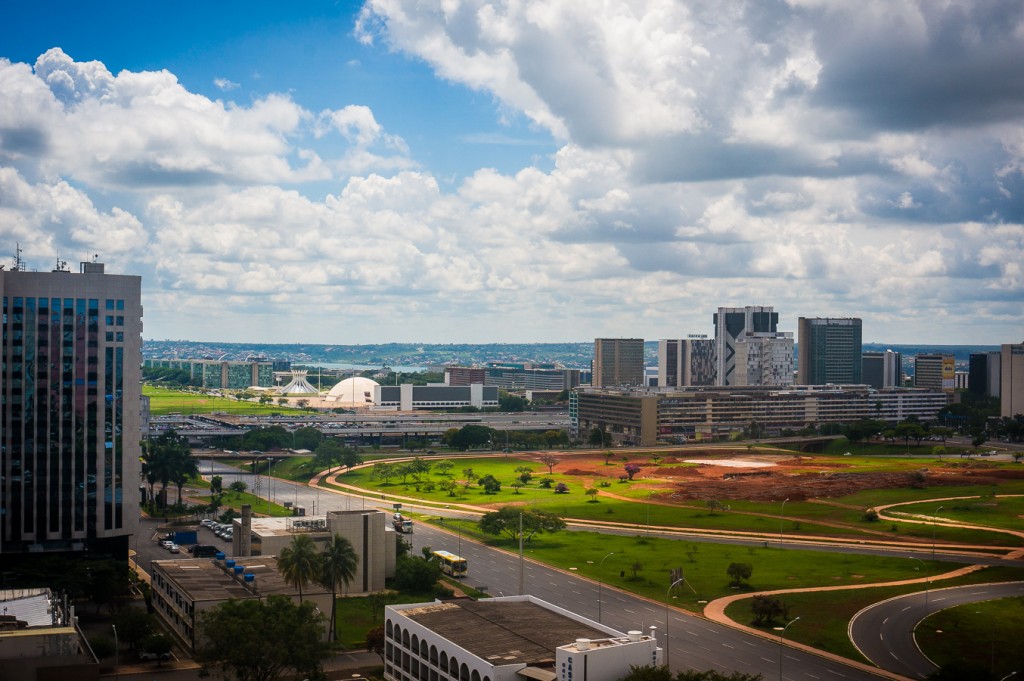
[317,534,359,641]
[278,534,321,603]
[170,447,199,506]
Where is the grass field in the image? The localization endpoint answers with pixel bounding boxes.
[915,594,1024,680]
[144,384,302,416]
[324,455,1024,547]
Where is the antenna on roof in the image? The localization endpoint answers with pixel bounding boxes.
[53,256,69,272]
[13,243,25,271]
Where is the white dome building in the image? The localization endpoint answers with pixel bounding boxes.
[325,376,379,407]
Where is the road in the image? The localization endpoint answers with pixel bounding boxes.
[848,581,1024,679]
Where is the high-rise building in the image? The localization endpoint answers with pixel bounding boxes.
[731,332,794,386]
[797,317,863,385]
[914,354,955,392]
[592,338,645,388]
[968,351,1001,397]
[862,350,902,389]
[1001,343,1024,418]
[1,262,142,562]
[713,306,779,386]
[658,336,716,387]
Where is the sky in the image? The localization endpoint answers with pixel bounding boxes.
[1,1,1022,345]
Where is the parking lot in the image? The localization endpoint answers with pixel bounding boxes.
[134,516,236,573]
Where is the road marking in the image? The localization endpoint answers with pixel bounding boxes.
[883,617,889,625]
[721,643,734,649]
[901,606,911,611]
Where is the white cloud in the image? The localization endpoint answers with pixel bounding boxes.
[214,77,239,91]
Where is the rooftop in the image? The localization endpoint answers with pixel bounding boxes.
[152,556,327,602]
[394,598,612,666]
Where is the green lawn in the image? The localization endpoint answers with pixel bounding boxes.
[144,384,302,416]
[916,594,1024,679]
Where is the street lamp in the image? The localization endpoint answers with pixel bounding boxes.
[779,498,789,546]
[596,552,614,623]
[931,505,944,560]
[665,577,684,668]
[112,624,119,681]
[778,616,800,681]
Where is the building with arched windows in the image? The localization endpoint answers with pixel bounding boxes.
[384,596,660,681]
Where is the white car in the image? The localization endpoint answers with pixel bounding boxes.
[160,540,173,549]
[169,544,180,553]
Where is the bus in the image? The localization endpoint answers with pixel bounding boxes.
[432,550,467,577]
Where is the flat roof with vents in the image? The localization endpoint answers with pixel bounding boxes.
[392,598,614,666]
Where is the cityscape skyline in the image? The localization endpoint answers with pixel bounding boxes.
[2,2,1022,345]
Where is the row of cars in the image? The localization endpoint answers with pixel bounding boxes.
[201,518,234,542]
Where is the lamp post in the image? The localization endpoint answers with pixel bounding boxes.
[778,616,800,681]
[598,552,614,622]
[665,577,684,668]
[779,498,789,546]
[112,624,119,681]
[931,505,944,560]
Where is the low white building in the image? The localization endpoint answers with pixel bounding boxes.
[385,596,660,681]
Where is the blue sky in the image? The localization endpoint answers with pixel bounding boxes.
[1,1,1022,345]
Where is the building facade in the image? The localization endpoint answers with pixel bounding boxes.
[592,339,645,388]
[968,351,1001,397]
[797,317,863,385]
[1001,343,1024,418]
[143,358,274,389]
[375,384,499,411]
[445,364,580,391]
[862,350,902,389]
[657,337,716,387]
[1,262,141,561]
[573,385,949,446]
[914,354,955,392]
[150,554,333,652]
[384,596,659,681]
[235,509,396,594]
[713,306,780,386]
[731,332,794,386]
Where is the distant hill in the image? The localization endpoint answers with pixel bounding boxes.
[142,339,1001,371]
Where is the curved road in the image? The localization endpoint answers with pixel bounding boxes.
[849,581,1024,679]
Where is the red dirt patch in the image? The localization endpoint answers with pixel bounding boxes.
[529,450,1019,503]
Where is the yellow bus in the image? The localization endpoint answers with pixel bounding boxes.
[432,550,467,577]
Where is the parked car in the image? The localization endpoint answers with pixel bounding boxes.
[160,540,173,549]
[138,650,172,661]
[168,544,180,553]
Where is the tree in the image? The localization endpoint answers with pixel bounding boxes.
[341,446,362,471]
[313,439,344,472]
[444,424,496,450]
[554,482,569,494]
[393,555,442,592]
[750,595,788,626]
[539,454,560,474]
[510,480,524,494]
[141,430,194,509]
[499,393,529,411]
[196,595,330,681]
[434,459,455,476]
[617,665,764,681]
[366,624,386,663]
[726,562,753,587]
[371,462,397,484]
[317,534,358,642]
[588,427,610,447]
[113,605,155,651]
[478,506,566,542]
[604,451,614,466]
[292,426,323,451]
[229,480,248,498]
[477,474,502,494]
[585,488,599,502]
[624,463,641,480]
[278,534,322,603]
[439,480,459,497]
[210,476,223,496]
